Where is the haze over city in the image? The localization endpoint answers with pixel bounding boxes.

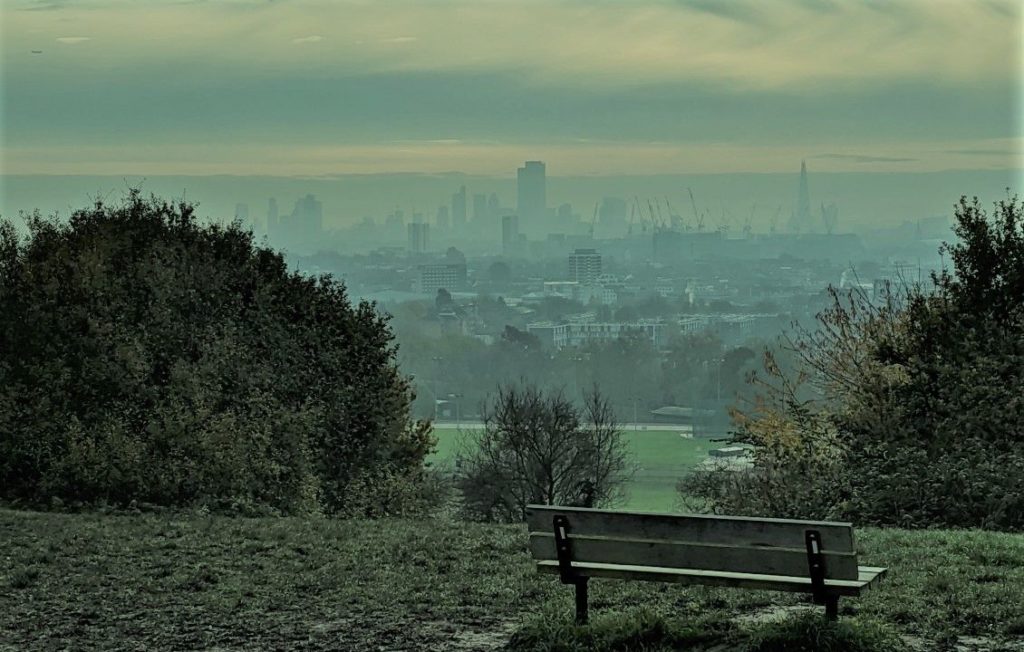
[2,3,1024,649]
[2,0,1021,227]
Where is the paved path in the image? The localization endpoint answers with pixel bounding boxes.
[432,421,697,432]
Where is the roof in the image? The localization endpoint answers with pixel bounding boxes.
[650,406,717,418]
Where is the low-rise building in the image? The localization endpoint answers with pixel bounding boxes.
[527,319,666,349]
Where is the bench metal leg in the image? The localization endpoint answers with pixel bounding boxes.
[824,596,839,621]
[575,578,589,625]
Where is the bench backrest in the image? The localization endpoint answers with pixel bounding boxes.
[526,505,860,580]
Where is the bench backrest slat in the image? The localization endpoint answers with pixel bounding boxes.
[526,505,859,581]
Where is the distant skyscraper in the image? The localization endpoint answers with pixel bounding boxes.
[501,214,519,254]
[289,194,323,247]
[266,198,279,238]
[568,248,602,285]
[451,185,467,229]
[789,160,812,233]
[557,203,573,223]
[407,222,429,254]
[385,209,405,228]
[517,161,546,234]
[487,192,500,219]
[472,193,487,222]
[436,205,450,229]
[599,197,627,226]
[234,203,249,223]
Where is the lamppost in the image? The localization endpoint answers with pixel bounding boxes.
[448,393,461,427]
[716,357,723,402]
[572,352,589,399]
[431,355,443,419]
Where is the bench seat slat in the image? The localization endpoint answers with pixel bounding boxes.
[536,560,887,597]
[526,505,855,552]
[529,533,861,580]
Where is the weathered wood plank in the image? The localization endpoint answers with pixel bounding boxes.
[526,505,855,552]
[529,533,861,580]
[536,561,887,597]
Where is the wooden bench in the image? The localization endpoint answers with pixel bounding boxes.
[526,505,887,624]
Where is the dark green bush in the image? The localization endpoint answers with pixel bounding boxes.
[0,192,433,515]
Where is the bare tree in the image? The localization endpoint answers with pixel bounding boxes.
[455,382,632,522]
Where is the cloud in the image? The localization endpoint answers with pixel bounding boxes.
[6,0,1019,90]
[55,36,90,43]
[943,148,1016,156]
[291,35,322,44]
[3,139,1017,177]
[811,154,918,163]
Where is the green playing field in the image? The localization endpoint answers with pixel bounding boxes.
[428,426,713,512]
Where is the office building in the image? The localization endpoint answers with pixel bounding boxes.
[407,222,429,254]
[568,248,602,284]
[452,185,467,229]
[418,263,467,294]
[436,205,450,229]
[502,214,519,254]
[472,193,487,222]
[516,161,546,234]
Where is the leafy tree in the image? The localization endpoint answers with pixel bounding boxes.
[684,195,1024,530]
[0,192,433,515]
[434,287,454,313]
[501,325,542,351]
[455,383,632,522]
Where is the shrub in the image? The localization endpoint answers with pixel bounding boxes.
[682,195,1024,530]
[0,192,434,515]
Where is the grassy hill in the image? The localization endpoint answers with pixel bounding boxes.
[2,509,1023,651]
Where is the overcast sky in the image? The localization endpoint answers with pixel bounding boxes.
[2,0,1021,177]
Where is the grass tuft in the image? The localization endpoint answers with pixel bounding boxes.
[742,612,906,652]
[8,566,41,590]
[506,607,734,651]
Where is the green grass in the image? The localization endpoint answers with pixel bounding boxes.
[2,509,1022,651]
[429,426,713,512]
[741,612,906,652]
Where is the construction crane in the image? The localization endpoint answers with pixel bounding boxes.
[717,206,730,235]
[589,201,599,238]
[665,196,685,231]
[769,204,782,235]
[743,203,755,238]
[821,202,839,235]
[647,199,665,231]
[633,196,650,234]
[687,187,708,232]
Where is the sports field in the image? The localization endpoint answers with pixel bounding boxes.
[429,426,714,512]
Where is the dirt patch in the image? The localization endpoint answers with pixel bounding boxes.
[445,622,519,651]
